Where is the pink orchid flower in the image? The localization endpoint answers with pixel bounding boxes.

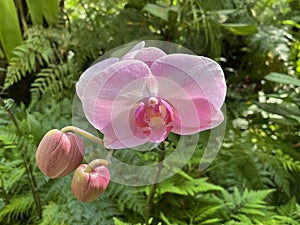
[76,41,226,149]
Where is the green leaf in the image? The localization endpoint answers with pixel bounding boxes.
[25,0,43,25]
[282,20,300,29]
[158,177,223,196]
[143,3,170,21]
[256,102,300,122]
[265,72,300,86]
[41,0,59,25]
[222,23,258,35]
[113,217,130,225]
[0,195,34,223]
[0,0,23,60]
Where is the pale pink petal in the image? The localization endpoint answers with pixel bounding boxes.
[76,58,119,99]
[103,115,148,149]
[121,41,145,60]
[150,54,226,109]
[150,77,223,135]
[133,47,166,67]
[79,60,151,149]
[121,42,166,67]
[172,98,223,134]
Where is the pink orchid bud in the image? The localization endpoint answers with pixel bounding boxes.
[71,162,110,202]
[36,129,85,178]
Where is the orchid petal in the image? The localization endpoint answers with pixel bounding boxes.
[146,77,203,134]
[121,41,145,60]
[79,60,151,148]
[149,54,226,134]
[172,97,224,134]
[151,54,226,109]
[134,47,166,67]
[76,58,119,99]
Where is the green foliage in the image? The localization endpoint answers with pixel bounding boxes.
[0,0,300,224]
[274,197,300,224]
[217,187,274,222]
[265,72,300,86]
[156,176,223,196]
[0,195,34,223]
[30,62,74,101]
[0,0,23,60]
[25,0,59,26]
[4,35,53,89]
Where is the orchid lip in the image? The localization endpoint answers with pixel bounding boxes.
[134,97,174,143]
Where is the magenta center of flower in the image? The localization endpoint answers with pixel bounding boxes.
[134,97,174,143]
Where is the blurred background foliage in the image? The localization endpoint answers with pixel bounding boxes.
[0,0,300,224]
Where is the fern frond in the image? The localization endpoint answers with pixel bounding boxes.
[0,160,25,193]
[0,194,34,223]
[218,187,274,223]
[157,177,223,196]
[83,197,122,225]
[276,150,300,173]
[30,63,74,101]
[273,197,300,224]
[108,182,146,216]
[4,36,53,89]
[259,150,294,197]
[113,217,157,225]
[39,202,68,225]
[113,217,132,225]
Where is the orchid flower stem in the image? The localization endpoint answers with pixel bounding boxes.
[85,149,115,173]
[106,149,115,162]
[144,144,166,225]
[85,159,110,173]
[61,126,103,146]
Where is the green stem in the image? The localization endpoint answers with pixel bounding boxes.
[61,126,115,173]
[61,126,103,146]
[0,97,19,131]
[0,96,42,219]
[106,149,115,163]
[85,149,115,173]
[17,0,28,33]
[144,147,166,225]
[0,174,10,204]
[85,159,110,173]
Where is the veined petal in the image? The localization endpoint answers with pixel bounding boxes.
[150,54,226,109]
[172,98,224,134]
[79,60,151,148]
[134,47,166,67]
[121,41,145,60]
[103,125,148,149]
[76,58,119,99]
[121,42,166,67]
[148,77,223,134]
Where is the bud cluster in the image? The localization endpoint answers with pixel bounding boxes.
[36,128,110,202]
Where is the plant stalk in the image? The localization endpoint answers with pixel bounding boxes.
[144,146,166,225]
[61,126,103,145]
[0,96,42,219]
[0,174,10,204]
[85,149,114,173]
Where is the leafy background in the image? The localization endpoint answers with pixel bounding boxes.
[0,0,300,224]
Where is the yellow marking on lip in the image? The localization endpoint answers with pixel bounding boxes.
[149,116,165,129]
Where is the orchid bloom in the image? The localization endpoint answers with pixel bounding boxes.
[76,41,226,149]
